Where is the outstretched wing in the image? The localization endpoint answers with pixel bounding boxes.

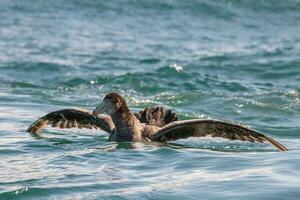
[27,108,114,134]
[134,107,177,127]
[151,119,288,151]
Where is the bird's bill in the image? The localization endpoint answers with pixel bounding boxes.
[93,102,106,116]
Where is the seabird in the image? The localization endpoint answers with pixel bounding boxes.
[27,92,288,151]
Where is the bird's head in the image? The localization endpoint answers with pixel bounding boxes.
[93,92,129,116]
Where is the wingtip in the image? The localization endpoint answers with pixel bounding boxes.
[264,136,288,152]
[26,123,36,133]
[26,127,32,133]
[26,124,39,134]
[26,118,48,134]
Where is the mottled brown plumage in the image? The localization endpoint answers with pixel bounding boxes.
[150,119,288,151]
[27,92,288,151]
[27,108,114,134]
[135,107,177,127]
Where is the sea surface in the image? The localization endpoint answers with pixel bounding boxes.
[1,0,300,199]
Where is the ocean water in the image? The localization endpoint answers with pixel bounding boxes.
[1,0,300,199]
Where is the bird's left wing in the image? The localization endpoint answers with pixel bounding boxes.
[27,108,114,134]
[150,119,288,151]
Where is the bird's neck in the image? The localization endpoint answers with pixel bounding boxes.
[111,109,132,128]
[111,108,142,142]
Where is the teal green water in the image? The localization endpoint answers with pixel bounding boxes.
[1,0,300,199]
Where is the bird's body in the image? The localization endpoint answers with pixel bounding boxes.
[108,111,143,142]
[27,92,288,151]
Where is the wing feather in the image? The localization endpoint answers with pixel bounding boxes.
[27,108,114,134]
[134,107,177,127]
[151,119,288,151]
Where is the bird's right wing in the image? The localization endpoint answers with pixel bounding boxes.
[27,108,114,134]
[151,119,288,151]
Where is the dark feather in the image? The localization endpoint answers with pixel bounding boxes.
[135,107,177,127]
[151,119,288,151]
[27,108,114,134]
